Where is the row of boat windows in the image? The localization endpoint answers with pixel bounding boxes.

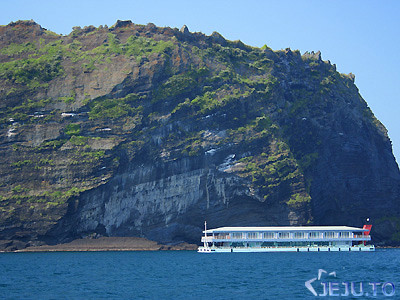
[218,231,353,239]
[225,241,352,247]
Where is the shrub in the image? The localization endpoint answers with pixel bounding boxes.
[286,193,311,207]
[0,42,37,56]
[65,123,81,136]
[89,99,133,120]
[0,54,63,86]
[152,68,209,103]
[12,185,25,193]
[11,160,33,168]
[70,135,88,146]
[88,93,143,120]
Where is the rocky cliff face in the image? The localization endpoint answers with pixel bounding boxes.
[1,20,399,250]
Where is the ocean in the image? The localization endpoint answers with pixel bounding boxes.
[0,249,399,299]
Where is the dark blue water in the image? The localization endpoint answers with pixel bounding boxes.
[0,249,399,299]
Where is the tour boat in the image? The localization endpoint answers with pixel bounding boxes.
[198,222,374,253]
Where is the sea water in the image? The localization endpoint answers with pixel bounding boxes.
[0,249,399,299]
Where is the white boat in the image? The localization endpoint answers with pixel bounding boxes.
[198,222,374,253]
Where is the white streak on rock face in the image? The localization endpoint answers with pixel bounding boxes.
[205,173,210,210]
[7,127,17,138]
[215,177,227,205]
[217,154,236,172]
[61,112,76,117]
[205,148,216,155]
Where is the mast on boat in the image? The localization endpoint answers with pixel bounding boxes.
[203,221,208,248]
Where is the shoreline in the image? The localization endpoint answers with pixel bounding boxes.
[5,237,199,253]
[1,236,398,253]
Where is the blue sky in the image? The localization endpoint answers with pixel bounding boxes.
[1,0,399,165]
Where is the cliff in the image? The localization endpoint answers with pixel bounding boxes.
[1,20,399,250]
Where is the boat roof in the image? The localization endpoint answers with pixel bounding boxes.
[205,226,368,233]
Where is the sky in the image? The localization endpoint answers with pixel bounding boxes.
[1,0,399,165]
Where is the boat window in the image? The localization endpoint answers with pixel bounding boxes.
[294,232,304,239]
[247,232,258,239]
[340,232,350,238]
[231,242,244,247]
[309,232,320,238]
[324,232,335,238]
[278,232,290,239]
[231,232,243,239]
[215,233,228,239]
[261,242,275,247]
[315,241,329,246]
[278,241,291,246]
[263,232,275,239]
[292,241,308,246]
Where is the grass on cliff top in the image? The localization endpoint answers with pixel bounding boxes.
[0,54,63,88]
[82,33,175,69]
[0,32,175,92]
[0,42,37,56]
[0,39,70,89]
